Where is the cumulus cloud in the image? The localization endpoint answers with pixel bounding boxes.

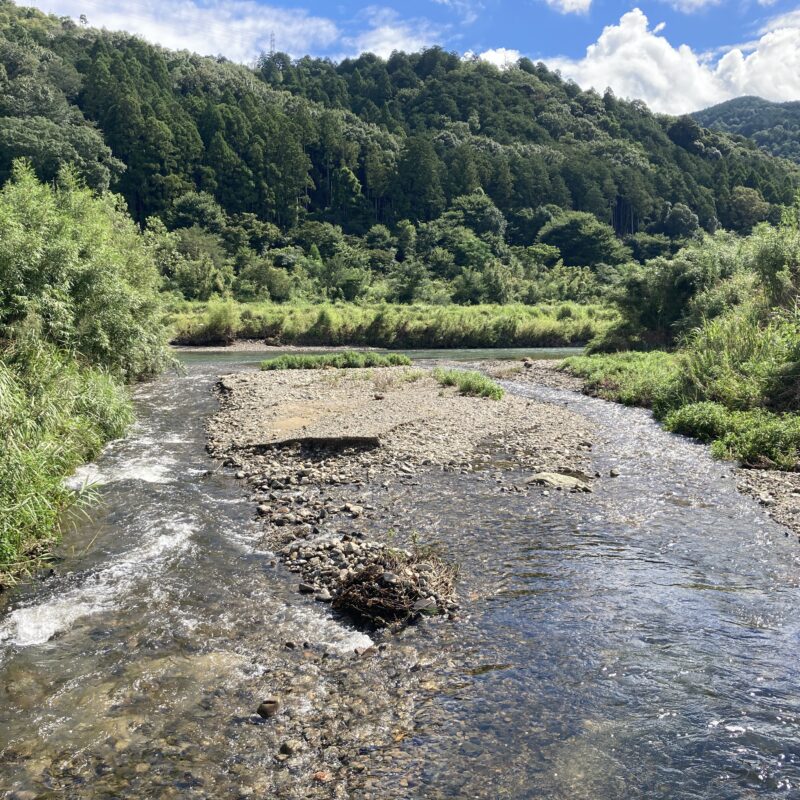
[548,8,800,114]
[343,7,443,58]
[544,0,592,15]
[30,0,339,60]
[478,47,523,67]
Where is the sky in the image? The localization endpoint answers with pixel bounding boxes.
[25,0,800,114]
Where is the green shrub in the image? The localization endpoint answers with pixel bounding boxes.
[260,351,412,370]
[665,402,800,469]
[432,368,504,400]
[0,162,169,381]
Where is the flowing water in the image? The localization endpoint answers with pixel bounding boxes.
[2,349,800,799]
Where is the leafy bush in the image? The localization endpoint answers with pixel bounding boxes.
[665,403,800,469]
[432,368,504,400]
[260,351,411,370]
[0,162,169,381]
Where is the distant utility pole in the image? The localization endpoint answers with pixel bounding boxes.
[270,32,276,57]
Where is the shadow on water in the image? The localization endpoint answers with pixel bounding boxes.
[2,350,800,798]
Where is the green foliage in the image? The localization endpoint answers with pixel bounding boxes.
[432,368,504,400]
[0,339,133,579]
[592,231,744,350]
[562,352,682,414]
[0,163,168,581]
[538,211,631,267]
[2,7,798,308]
[170,301,616,348]
[563,209,800,470]
[0,161,170,380]
[665,403,800,470]
[260,351,411,370]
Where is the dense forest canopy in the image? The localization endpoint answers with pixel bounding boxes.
[1,0,799,305]
[694,97,800,165]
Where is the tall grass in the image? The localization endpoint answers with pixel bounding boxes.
[0,163,168,583]
[0,341,132,581]
[261,352,411,370]
[169,301,617,348]
[432,368,505,400]
[562,309,800,468]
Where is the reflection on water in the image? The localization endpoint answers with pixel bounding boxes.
[2,352,800,798]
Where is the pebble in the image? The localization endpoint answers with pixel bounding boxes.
[279,739,302,756]
[257,699,280,719]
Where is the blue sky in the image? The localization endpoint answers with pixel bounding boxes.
[28,0,800,113]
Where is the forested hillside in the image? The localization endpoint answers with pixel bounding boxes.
[1,1,799,306]
[694,97,800,165]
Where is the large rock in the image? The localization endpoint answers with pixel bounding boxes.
[526,471,593,492]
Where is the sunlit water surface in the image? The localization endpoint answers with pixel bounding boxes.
[2,349,799,799]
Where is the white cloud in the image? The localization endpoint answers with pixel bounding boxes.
[478,47,522,67]
[666,0,720,13]
[29,0,339,61]
[544,0,592,14]
[548,8,800,114]
[432,0,482,25]
[344,7,443,58]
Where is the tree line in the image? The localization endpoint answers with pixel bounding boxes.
[1,0,798,305]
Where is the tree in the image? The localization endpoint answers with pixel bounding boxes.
[392,135,444,222]
[538,211,631,267]
[661,202,699,238]
[726,186,770,232]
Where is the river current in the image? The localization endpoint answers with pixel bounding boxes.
[1,349,799,799]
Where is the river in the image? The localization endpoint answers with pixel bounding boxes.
[1,349,799,799]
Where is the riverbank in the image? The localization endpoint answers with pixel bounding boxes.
[531,357,800,540]
[169,300,616,348]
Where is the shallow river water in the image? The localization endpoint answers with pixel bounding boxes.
[2,349,800,799]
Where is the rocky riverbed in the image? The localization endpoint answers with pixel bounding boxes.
[204,362,598,794]
[207,365,597,611]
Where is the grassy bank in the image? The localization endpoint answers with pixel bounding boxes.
[168,300,616,349]
[564,345,800,469]
[261,352,411,370]
[0,163,169,585]
[0,342,133,582]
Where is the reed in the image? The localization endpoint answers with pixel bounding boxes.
[169,301,616,349]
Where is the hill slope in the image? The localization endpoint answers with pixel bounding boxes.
[694,96,800,164]
[1,0,799,306]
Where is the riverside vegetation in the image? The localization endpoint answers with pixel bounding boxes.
[563,201,800,470]
[0,164,169,584]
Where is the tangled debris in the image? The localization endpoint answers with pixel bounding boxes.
[282,535,458,627]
